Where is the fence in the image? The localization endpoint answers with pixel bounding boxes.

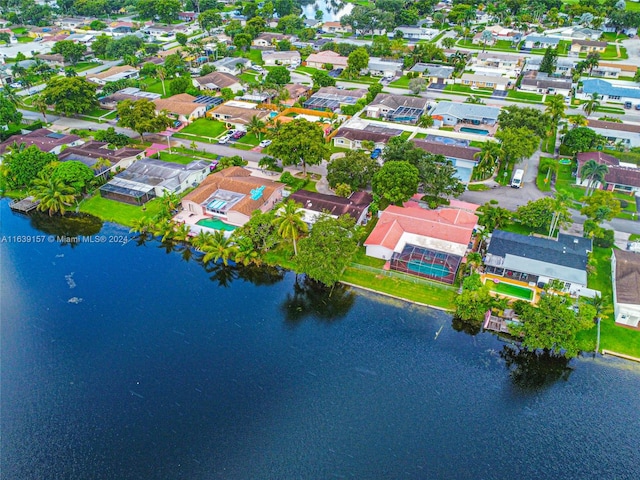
[348,262,457,291]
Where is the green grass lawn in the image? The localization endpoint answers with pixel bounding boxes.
[488,280,534,300]
[399,131,411,140]
[84,107,111,117]
[239,72,259,84]
[389,75,410,88]
[11,27,28,34]
[467,184,490,191]
[74,61,102,72]
[78,195,164,227]
[157,151,199,164]
[414,132,428,139]
[16,36,33,43]
[507,90,543,102]
[444,84,493,96]
[141,78,167,97]
[295,66,321,75]
[180,118,227,138]
[594,105,626,114]
[236,131,261,146]
[239,49,263,65]
[341,265,457,310]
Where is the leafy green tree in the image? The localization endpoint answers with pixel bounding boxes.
[31,95,48,123]
[311,69,336,87]
[91,35,112,58]
[51,40,87,64]
[93,127,131,147]
[372,161,419,206]
[498,105,550,138]
[42,77,98,116]
[495,127,540,167]
[51,161,95,194]
[581,190,621,222]
[510,294,595,358]
[408,77,427,94]
[90,20,107,30]
[199,10,223,34]
[454,273,493,323]
[269,119,330,175]
[265,66,291,85]
[382,136,426,165]
[273,199,308,256]
[164,54,187,77]
[105,35,144,59]
[137,0,181,23]
[277,14,304,34]
[562,127,597,154]
[169,76,192,95]
[539,46,558,74]
[175,32,188,46]
[296,214,359,286]
[116,99,172,139]
[233,33,252,51]
[417,155,465,206]
[30,174,76,217]
[220,87,235,101]
[0,93,22,126]
[345,47,369,78]
[477,201,512,232]
[516,197,556,231]
[327,150,380,191]
[1,145,57,189]
[236,210,278,252]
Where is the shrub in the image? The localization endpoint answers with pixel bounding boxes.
[279,171,308,191]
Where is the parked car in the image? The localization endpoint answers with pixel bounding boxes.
[636,104,640,111]
[371,148,382,160]
[232,130,246,139]
[624,101,632,109]
[259,139,272,148]
[218,134,232,144]
[9,82,21,88]
[173,120,182,128]
[251,65,264,72]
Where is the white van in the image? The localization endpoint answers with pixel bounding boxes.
[511,169,524,188]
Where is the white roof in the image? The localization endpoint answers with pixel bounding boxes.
[395,231,467,257]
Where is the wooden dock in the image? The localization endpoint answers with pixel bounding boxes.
[9,196,40,213]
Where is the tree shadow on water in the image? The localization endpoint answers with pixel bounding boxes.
[451,316,482,336]
[500,345,573,391]
[281,275,356,327]
[29,210,104,248]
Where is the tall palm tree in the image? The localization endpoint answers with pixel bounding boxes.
[247,115,266,141]
[566,114,588,129]
[473,141,501,180]
[582,92,600,117]
[545,94,566,126]
[191,230,213,251]
[272,200,308,256]
[583,293,613,353]
[93,157,112,176]
[155,66,167,97]
[31,95,49,123]
[201,230,237,265]
[548,191,572,237]
[580,159,609,196]
[30,175,76,216]
[417,114,434,129]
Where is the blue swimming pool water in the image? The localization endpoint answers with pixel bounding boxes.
[407,260,450,277]
[460,127,490,135]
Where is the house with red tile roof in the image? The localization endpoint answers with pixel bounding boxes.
[364,203,478,284]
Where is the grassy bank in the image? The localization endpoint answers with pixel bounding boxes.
[78,195,164,227]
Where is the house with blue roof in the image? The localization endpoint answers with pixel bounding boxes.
[578,79,640,105]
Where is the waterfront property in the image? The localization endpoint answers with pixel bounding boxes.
[288,190,373,227]
[57,141,144,173]
[612,249,640,328]
[484,230,593,299]
[180,166,284,228]
[0,129,83,157]
[576,151,640,194]
[364,202,478,284]
[100,158,210,205]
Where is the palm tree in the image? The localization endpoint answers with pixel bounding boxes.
[30,175,76,216]
[155,66,167,97]
[31,95,49,123]
[2,84,21,106]
[465,95,485,104]
[473,141,501,180]
[585,52,600,77]
[544,94,566,126]
[466,252,483,273]
[272,200,308,256]
[481,30,493,52]
[582,92,600,117]
[548,191,572,237]
[417,114,434,129]
[201,230,237,265]
[191,230,213,251]
[93,157,112,176]
[247,115,266,141]
[566,114,588,129]
[583,293,613,353]
[580,159,609,196]
[233,235,262,266]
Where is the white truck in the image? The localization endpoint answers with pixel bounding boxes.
[511,169,524,188]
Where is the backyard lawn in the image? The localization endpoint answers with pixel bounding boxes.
[180,118,227,138]
[79,195,164,227]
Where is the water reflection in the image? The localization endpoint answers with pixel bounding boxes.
[281,274,355,325]
[451,316,482,336]
[501,345,574,390]
[300,0,354,22]
[29,210,103,248]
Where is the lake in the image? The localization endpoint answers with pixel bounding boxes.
[1,200,640,479]
[300,1,354,23]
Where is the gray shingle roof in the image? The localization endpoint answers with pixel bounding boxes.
[431,101,500,122]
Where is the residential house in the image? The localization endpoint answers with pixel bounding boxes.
[475,52,523,70]
[303,18,322,29]
[523,56,576,78]
[207,102,270,128]
[57,141,144,173]
[142,24,188,38]
[153,93,208,123]
[303,86,368,111]
[178,12,198,22]
[0,129,83,156]
[105,22,134,36]
[408,63,455,85]
[305,50,348,69]
[576,151,640,193]
[586,119,640,148]
[546,26,603,41]
[413,140,480,184]
[181,166,284,227]
[332,126,403,150]
[579,79,640,107]
[519,71,573,96]
[252,32,291,48]
[391,26,438,41]
[283,83,311,103]
[100,158,210,205]
[289,190,373,227]
[193,71,243,93]
[364,203,478,284]
[612,249,640,328]
[459,73,511,91]
[35,53,68,68]
[430,101,500,127]
[99,87,161,109]
[87,65,139,85]
[588,65,622,79]
[66,33,94,44]
[570,40,607,54]
[55,17,87,29]
[322,22,352,34]
[522,35,560,50]
[212,57,251,75]
[484,230,592,294]
[365,93,428,124]
[262,50,301,67]
[365,57,403,77]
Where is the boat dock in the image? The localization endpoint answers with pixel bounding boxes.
[483,309,521,335]
[9,196,40,213]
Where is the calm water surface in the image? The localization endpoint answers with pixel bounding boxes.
[1,200,640,479]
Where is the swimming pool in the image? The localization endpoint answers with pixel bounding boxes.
[269,112,278,118]
[407,260,450,277]
[460,127,489,135]
[196,217,236,231]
